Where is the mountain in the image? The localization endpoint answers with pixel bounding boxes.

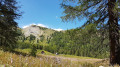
[22,25,57,39]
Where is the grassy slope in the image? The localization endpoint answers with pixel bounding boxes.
[15,49,96,59]
[0,49,111,67]
[43,28,55,39]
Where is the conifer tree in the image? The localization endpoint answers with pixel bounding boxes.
[0,0,20,48]
[61,0,120,65]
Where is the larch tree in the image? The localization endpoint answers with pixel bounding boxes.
[0,0,21,49]
[61,0,120,65]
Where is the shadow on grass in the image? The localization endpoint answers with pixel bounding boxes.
[10,50,30,56]
[0,46,31,57]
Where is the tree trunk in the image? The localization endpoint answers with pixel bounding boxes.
[108,0,120,65]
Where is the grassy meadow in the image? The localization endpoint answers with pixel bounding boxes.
[0,49,110,67]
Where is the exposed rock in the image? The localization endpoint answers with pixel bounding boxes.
[22,25,56,39]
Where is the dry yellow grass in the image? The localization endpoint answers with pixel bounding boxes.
[0,50,112,67]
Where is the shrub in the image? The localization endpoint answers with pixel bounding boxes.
[30,45,37,57]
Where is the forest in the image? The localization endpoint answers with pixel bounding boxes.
[16,24,109,59]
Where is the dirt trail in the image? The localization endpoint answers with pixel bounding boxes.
[39,54,103,64]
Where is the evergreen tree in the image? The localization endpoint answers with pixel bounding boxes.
[0,0,21,48]
[61,0,120,65]
[75,49,79,56]
[30,45,37,57]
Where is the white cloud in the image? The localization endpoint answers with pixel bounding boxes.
[22,23,64,31]
[53,28,63,31]
[23,25,29,28]
[37,24,48,28]
[22,23,48,28]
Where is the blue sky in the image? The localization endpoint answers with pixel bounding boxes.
[16,0,85,30]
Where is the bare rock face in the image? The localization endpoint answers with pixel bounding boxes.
[22,25,44,39]
[22,25,55,39]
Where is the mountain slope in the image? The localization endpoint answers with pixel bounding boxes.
[22,25,56,39]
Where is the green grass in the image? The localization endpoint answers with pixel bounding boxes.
[14,48,96,59]
[36,49,53,55]
[14,48,53,55]
[58,54,96,59]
